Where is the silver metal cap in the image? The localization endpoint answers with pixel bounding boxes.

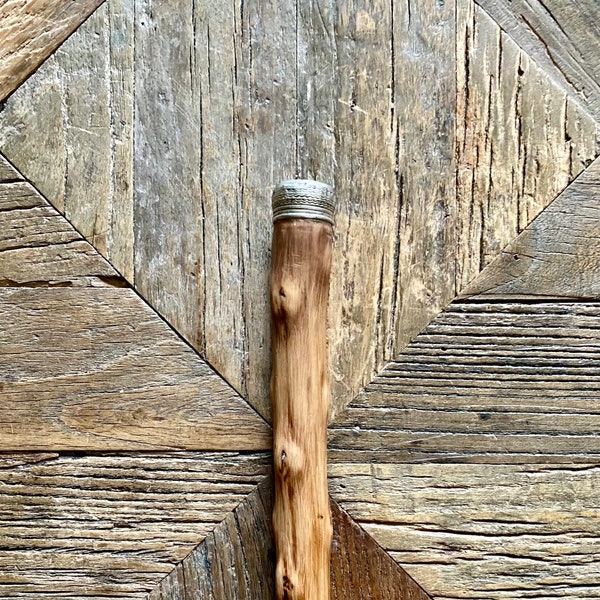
[272,179,335,225]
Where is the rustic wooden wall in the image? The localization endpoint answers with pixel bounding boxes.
[1,0,600,598]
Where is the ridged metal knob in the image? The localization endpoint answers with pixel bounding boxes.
[272,180,335,225]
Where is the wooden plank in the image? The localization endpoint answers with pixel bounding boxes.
[475,0,600,122]
[0,287,270,451]
[0,179,118,286]
[390,0,458,358]
[0,154,21,181]
[0,0,104,103]
[329,462,600,599]
[330,301,600,462]
[0,452,269,598]
[0,4,134,278]
[462,157,600,299]
[455,0,599,292]
[150,481,431,600]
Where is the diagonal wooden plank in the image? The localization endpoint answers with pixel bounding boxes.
[150,479,431,600]
[329,462,600,600]
[462,156,600,299]
[0,0,105,104]
[0,158,270,452]
[0,452,270,598]
[475,0,600,122]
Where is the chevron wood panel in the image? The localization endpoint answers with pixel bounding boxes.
[463,156,600,299]
[1,0,600,598]
[476,0,600,121]
[1,0,596,422]
[0,452,269,598]
[0,0,104,103]
[0,161,270,451]
[151,481,431,600]
[329,463,600,599]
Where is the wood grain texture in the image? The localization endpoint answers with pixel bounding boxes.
[329,463,600,599]
[463,157,600,299]
[0,4,134,278]
[0,452,269,598]
[0,173,118,286]
[0,0,104,103]
[455,0,599,292]
[151,480,431,600]
[5,0,590,422]
[270,220,333,600]
[475,0,600,121]
[330,301,600,463]
[0,286,270,451]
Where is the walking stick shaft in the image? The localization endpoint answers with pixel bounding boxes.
[270,180,334,600]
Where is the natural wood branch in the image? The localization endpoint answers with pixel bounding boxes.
[270,219,333,600]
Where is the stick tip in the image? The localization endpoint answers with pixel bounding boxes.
[272,180,335,225]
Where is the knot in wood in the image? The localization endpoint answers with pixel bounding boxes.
[274,441,304,480]
[271,279,304,320]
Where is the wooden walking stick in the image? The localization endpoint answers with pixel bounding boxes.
[270,180,335,600]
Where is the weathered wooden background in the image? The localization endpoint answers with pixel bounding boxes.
[1,0,600,598]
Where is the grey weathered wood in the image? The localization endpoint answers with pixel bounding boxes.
[330,301,600,462]
[463,156,600,299]
[0,154,21,181]
[0,5,134,279]
[0,0,104,103]
[1,0,596,423]
[329,462,600,599]
[455,0,599,292]
[476,0,600,122]
[0,286,270,451]
[150,480,431,600]
[0,452,269,598]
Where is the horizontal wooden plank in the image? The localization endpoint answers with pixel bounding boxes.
[329,462,600,599]
[151,480,431,600]
[0,0,104,103]
[462,157,600,299]
[330,302,600,462]
[0,179,118,286]
[475,0,600,121]
[0,287,270,451]
[0,452,269,598]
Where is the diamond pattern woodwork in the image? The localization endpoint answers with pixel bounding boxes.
[1,0,600,598]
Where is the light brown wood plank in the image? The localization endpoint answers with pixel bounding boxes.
[389,0,458,359]
[463,157,600,299]
[0,287,270,451]
[0,452,269,598]
[151,480,431,600]
[330,301,600,463]
[455,0,599,292]
[329,462,600,599]
[475,0,600,122]
[0,0,104,103]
